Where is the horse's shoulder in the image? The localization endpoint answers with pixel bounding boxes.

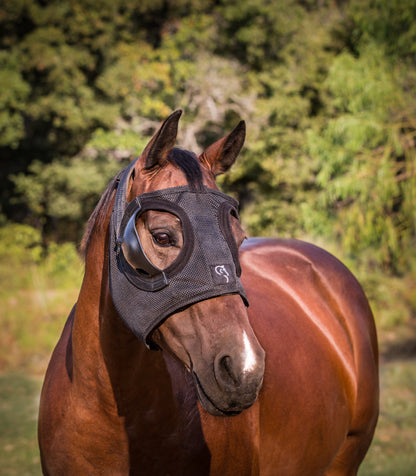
[240,237,343,270]
[240,237,364,297]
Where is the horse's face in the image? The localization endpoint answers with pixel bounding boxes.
[136,205,264,416]
[124,111,265,415]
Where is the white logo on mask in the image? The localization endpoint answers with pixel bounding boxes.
[215,265,230,283]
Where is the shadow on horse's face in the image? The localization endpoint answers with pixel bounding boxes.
[136,208,265,416]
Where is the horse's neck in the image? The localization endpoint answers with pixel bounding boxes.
[71,217,178,421]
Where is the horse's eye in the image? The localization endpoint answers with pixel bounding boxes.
[152,232,171,247]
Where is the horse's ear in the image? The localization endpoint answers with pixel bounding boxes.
[141,110,182,170]
[200,120,246,176]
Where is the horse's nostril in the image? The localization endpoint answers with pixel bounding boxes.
[216,355,240,388]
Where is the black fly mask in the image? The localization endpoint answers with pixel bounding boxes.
[109,158,248,348]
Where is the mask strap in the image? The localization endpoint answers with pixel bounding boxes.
[218,200,242,277]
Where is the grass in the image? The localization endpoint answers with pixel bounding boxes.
[359,359,416,475]
[0,374,42,476]
[0,285,80,373]
[0,226,83,373]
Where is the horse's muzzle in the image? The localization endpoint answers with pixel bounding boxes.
[193,343,265,416]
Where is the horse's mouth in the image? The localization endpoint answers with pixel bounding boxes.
[192,372,242,417]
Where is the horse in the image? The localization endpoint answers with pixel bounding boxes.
[38,110,379,475]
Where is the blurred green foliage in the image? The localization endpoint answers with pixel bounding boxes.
[0,224,83,371]
[304,43,416,273]
[0,0,415,334]
[0,7,415,473]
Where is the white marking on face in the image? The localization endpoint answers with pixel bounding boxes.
[242,331,257,373]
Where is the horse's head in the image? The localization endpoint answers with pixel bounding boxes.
[110,110,265,416]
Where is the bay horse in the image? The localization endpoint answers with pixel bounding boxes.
[38,110,379,475]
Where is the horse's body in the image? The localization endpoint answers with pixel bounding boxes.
[38,112,378,475]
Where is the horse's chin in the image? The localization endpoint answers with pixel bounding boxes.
[193,372,249,417]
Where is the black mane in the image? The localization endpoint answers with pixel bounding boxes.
[167,148,204,191]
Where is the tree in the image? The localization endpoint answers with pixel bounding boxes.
[1,0,415,281]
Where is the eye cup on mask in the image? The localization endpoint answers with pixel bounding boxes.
[117,197,193,292]
[121,209,165,278]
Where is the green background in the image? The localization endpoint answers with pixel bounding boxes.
[0,1,415,473]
